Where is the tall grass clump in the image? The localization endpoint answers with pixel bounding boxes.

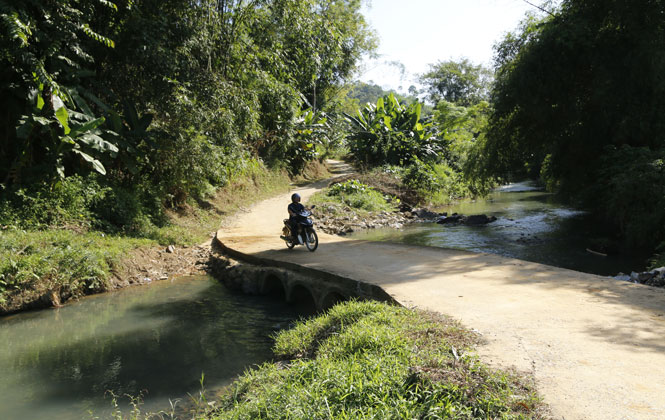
[214,300,547,419]
[308,179,394,213]
[0,229,150,313]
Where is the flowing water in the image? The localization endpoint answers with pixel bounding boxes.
[0,275,301,420]
[349,182,644,276]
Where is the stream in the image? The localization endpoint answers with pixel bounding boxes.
[348,182,644,276]
[0,182,646,419]
[0,275,301,420]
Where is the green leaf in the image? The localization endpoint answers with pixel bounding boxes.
[71,91,94,117]
[107,112,123,132]
[78,133,119,156]
[123,100,139,128]
[33,117,51,126]
[70,117,105,137]
[137,114,153,131]
[16,116,33,139]
[377,97,385,112]
[81,91,112,113]
[72,149,107,175]
[383,116,392,130]
[55,106,71,134]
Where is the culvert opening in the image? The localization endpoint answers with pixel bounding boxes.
[320,292,347,311]
[289,284,317,315]
[262,274,286,300]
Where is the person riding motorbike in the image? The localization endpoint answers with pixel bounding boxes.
[288,193,305,244]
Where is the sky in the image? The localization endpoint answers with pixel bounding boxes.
[357,0,544,92]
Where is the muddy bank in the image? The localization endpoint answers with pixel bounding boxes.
[0,243,213,316]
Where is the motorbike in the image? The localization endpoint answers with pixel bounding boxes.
[280,205,318,252]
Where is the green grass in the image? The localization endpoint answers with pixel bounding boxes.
[0,229,151,312]
[211,301,546,420]
[308,179,395,214]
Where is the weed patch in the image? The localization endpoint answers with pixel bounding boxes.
[213,301,548,419]
[308,179,395,214]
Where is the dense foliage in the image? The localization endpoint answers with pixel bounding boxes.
[477,0,665,255]
[0,0,376,232]
[346,93,439,167]
[343,90,482,203]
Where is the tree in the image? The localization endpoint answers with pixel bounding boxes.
[0,0,378,229]
[479,0,665,251]
[253,0,377,111]
[419,59,492,106]
[0,0,120,185]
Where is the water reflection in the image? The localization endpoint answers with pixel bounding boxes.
[349,182,643,275]
[0,276,301,420]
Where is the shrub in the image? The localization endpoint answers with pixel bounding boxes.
[402,160,440,195]
[346,94,440,167]
[328,179,374,196]
[0,176,105,228]
[310,180,393,213]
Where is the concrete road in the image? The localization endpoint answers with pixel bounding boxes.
[217,164,665,420]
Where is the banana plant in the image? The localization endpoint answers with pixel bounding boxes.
[345,93,440,167]
[104,100,155,175]
[14,83,118,179]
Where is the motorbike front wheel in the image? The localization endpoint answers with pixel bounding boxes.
[304,228,318,252]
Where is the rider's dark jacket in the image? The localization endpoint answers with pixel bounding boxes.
[288,202,305,222]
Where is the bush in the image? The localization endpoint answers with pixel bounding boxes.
[0,229,149,310]
[328,179,374,196]
[402,160,440,194]
[0,176,104,229]
[310,180,393,213]
[346,94,440,167]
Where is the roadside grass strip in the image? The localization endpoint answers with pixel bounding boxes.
[213,300,548,419]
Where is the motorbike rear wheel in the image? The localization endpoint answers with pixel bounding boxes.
[284,227,296,249]
[305,228,318,252]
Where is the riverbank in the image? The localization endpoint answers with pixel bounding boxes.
[306,174,464,235]
[0,162,330,315]
[206,300,548,419]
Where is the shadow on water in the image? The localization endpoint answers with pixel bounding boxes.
[349,182,645,276]
[0,276,303,420]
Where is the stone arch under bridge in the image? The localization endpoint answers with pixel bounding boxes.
[210,257,395,312]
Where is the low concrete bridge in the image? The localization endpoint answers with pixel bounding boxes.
[208,249,395,313]
[214,168,665,420]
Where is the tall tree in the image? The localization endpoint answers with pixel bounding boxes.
[478,0,665,251]
[419,59,492,106]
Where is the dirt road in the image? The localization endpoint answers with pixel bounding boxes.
[216,163,665,420]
